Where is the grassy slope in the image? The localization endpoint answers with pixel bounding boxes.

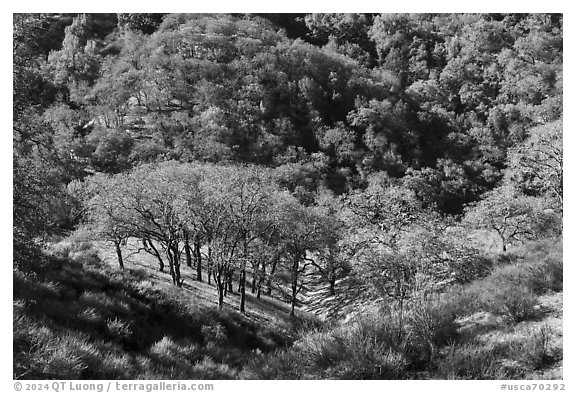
[13,240,317,380]
[243,238,563,380]
[13,237,562,380]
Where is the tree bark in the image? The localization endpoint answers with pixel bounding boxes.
[498,232,507,252]
[194,241,202,281]
[114,240,124,270]
[240,266,246,313]
[256,262,265,299]
[228,269,234,293]
[166,249,176,285]
[267,259,277,296]
[290,256,299,317]
[251,261,259,293]
[329,274,336,296]
[216,265,224,309]
[207,244,212,285]
[171,243,182,287]
[145,238,164,272]
[184,231,192,267]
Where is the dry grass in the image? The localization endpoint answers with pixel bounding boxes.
[14,239,311,379]
[14,237,562,380]
[245,238,563,380]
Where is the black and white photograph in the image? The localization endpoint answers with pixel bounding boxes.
[12,11,564,383]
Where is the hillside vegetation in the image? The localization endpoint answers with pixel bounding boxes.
[14,13,562,380]
[14,240,317,379]
[14,237,562,379]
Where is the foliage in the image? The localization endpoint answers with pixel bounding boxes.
[13,242,293,379]
[506,120,562,208]
[14,13,563,381]
[464,185,561,251]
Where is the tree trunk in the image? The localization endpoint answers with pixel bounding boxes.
[114,240,124,270]
[256,262,265,299]
[237,269,243,292]
[145,239,164,272]
[216,266,224,309]
[228,269,234,293]
[329,276,336,295]
[166,249,176,285]
[207,244,212,285]
[194,241,202,281]
[329,270,336,295]
[171,243,182,287]
[499,232,507,252]
[175,263,182,287]
[184,231,192,268]
[267,259,277,296]
[251,261,259,293]
[240,266,246,313]
[290,257,299,317]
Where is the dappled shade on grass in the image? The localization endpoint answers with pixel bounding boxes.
[13,242,296,379]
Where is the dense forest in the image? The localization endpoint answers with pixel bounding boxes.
[14,13,563,380]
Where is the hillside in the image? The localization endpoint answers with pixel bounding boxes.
[13,240,318,379]
[242,239,564,379]
[13,13,563,381]
[14,236,562,380]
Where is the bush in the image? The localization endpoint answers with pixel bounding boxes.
[149,336,200,363]
[405,300,459,365]
[255,313,409,379]
[240,349,303,379]
[201,322,229,345]
[514,324,562,370]
[191,358,237,379]
[146,336,203,379]
[525,258,563,294]
[48,242,73,259]
[441,286,482,319]
[494,285,539,322]
[449,262,541,323]
[450,254,494,283]
[436,342,509,379]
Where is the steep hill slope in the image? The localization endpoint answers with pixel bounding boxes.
[13,240,317,379]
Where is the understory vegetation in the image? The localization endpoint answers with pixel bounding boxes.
[14,13,562,380]
[14,238,562,379]
[14,241,302,379]
[242,239,563,379]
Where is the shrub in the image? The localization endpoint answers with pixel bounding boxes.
[99,352,133,379]
[69,240,94,252]
[240,350,303,379]
[201,322,229,345]
[525,258,563,294]
[450,254,494,283]
[515,324,562,370]
[149,336,200,364]
[48,242,73,259]
[24,332,101,379]
[191,357,237,379]
[441,285,483,319]
[495,285,540,322]
[286,314,408,379]
[405,299,459,365]
[436,342,509,379]
[454,264,540,323]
